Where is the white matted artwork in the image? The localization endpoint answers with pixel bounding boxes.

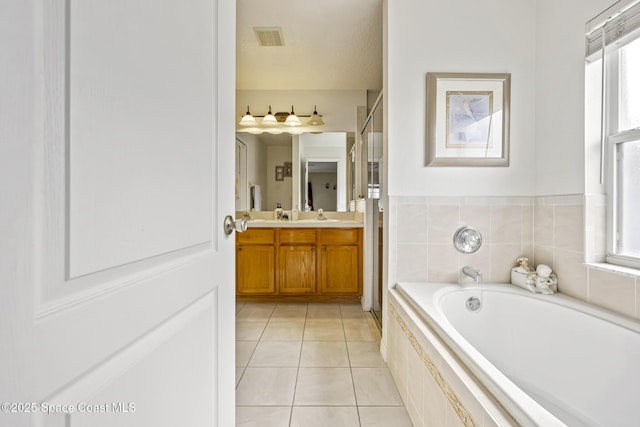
[426,72,510,166]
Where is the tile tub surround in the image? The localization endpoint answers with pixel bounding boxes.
[534,195,640,321]
[388,196,535,285]
[387,194,640,322]
[235,302,413,427]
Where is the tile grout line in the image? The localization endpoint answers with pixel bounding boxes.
[341,304,363,426]
[289,303,309,427]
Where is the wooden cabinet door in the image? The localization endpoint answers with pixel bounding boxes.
[279,245,316,293]
[319,244,359,294]
[237,245,276,294]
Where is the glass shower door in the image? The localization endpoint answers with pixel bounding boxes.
[362,93,384,327]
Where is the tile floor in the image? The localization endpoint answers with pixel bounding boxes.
[236,302,413,427]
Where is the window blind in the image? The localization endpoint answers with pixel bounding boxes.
[586,0,640,59]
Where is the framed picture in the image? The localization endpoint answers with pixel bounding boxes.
[284,162,292,177]
[426,72,511,166]
[275,165,284,181]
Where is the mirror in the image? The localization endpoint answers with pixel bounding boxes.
[235,131,352,212]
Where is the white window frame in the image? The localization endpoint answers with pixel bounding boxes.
[603,44,640,269]
[606,132,640,269]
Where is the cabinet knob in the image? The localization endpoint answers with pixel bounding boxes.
[322,246,327,252]
[238,247,242,252]
[311,247,315,252]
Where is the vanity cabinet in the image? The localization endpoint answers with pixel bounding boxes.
[236,227,362,301]
[279,229,317,294]
[319,229,361,294]
[236,228,276,295]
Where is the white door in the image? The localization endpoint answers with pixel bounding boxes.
[0,1,236,426]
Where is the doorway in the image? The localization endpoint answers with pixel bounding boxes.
[305,160,338,211]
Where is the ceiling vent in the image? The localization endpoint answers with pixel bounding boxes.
[253,27,285,47]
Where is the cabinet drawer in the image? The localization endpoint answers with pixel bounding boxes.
[236,228,275,244]
[319,228,359,244]
[279,228,317,244]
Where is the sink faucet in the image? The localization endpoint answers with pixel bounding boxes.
[462,266,483,283]
[317,208,326,220]
[242,210,252,220]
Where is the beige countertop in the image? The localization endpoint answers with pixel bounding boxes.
[244,219,363,228]
[237,211,364,228]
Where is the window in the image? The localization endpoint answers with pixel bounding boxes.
[587,1,640,269]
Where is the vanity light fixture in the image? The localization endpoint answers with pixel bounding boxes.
[236,105,325,134]
[239,105,257,126]
[284,105,302,126]
[262,105,278,126]
[307,105,325,126]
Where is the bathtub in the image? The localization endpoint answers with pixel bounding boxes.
[392,282,640,427]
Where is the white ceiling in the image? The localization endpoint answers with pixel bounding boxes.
[236,0,383,91]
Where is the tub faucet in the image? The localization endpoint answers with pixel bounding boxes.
[462,266,483,284]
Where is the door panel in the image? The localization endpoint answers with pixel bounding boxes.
[39,293,216,427]
[0,0,235,426]
[68,0,214,277]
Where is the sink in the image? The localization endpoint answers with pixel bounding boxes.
[297,218,342,223]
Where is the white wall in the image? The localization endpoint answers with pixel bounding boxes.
[308,172,338,211]
[534,0,612,196]
[387,0,537,197]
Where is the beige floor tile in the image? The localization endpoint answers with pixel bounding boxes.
[236,304,275,322]
[236,406,292,427]
[352,367,404,406]
[340,303,363,311]
[290,406,359,427]
[340,309,368,320]
[249,341,302,367]
[294,367,356,405]
[306,305,342,322]
[236,367,297,406]
[347,341,386,367]
[359,406,414,427]
[242,302,277,310]
[236,302,246,314]
[300,341,349,367]
[236,340,258,367]
[343,319,375,341]
[236,321,267,340]
[269,308,308,322]
[304,322,345,341]
[308,302,340,310]
[275,302,308,309]
[261,321,305,341]
[340,304,366,319]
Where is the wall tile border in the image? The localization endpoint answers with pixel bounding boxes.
[389,303,477,427]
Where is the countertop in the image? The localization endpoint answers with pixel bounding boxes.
[244,219,363,228]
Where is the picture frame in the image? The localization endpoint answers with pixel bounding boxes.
[275,165,284,181]
[284,162,292,177]
[426,72,511,167]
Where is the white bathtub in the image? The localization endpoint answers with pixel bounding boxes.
[393,282,640,426]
